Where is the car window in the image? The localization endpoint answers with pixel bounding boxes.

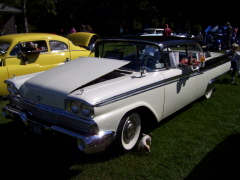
[144,30,155,34]
[156,30,163,34]
[20,40,47,53]
[49,40,68,51]
[93,41,165,70]
[0,41,10,51]
[163,44,201,68]
[9,44,21,56]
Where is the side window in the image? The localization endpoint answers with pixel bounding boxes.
[156,30,163,34]
[165,43,201,68]
[49,41,68,51]
[20,41,47,53]
[186,44,201,59]
[10,44,21,56]
[163,44,186,68]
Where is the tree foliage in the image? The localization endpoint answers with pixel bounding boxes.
[1,0,240,35]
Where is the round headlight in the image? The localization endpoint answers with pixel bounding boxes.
[7,83,19,95]
[80,103,93,117]
[12,86,19,95]
[7,83,13,94]
[70,100,80,114]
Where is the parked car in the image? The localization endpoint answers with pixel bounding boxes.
[141,28,164,36]
[2,37,231,154]
[171,31,195,38]
[204,25,236,50]
[0,32,98,96]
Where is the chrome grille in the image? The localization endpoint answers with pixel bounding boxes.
[9,96,94,133]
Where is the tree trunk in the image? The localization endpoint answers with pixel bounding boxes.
[22,0,28,33]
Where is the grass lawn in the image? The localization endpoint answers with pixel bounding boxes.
[0,73,240,180]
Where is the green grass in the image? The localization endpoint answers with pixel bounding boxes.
[0,73,240,180]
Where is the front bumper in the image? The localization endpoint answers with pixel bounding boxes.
[2,102,116,154]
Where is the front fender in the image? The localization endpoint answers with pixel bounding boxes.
[94,89,164,132]
[4,71,44,91]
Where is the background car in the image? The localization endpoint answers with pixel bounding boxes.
[203,25,237,50]
[171,31,195,38]
[141,28,164,36]
[0,32,98,96]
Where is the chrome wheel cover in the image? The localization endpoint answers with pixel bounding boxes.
[121,113,141,150]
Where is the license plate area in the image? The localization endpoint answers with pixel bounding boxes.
[29,121,42,135]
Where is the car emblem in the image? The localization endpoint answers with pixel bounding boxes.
[75,88,85,96]
[37,95,43,101]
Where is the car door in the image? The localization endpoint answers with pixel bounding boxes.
[49,40,71,63]
[161,43,200,118]
[6,40,55,77]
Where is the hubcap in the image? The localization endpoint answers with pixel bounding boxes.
[123,119,136,144]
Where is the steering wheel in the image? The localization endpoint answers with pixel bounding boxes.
[140,55,153,66]
[140,55,159,70]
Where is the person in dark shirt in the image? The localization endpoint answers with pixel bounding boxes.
[225,22,233,49]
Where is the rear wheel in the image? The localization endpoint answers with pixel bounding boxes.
[218,43,222,50]
[116,112,141,151]
[205,88,213,99]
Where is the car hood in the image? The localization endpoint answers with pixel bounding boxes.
[20,57,130,108]
[66,32,98,46]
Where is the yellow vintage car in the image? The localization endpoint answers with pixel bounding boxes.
[0,32,98,96]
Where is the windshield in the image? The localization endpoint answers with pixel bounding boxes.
[144,30,155,34]
[0,41,10,52]
[90,41,166,71]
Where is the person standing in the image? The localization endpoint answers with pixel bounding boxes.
[233,28,238,43]
[58,29,66,36]
[85,25,94,33]
[69,27,76,34]
[196,31,203,41]
[79,25,88,32]
[225,43,240,83]
[225,22,233,49]
[119,25,124,37]
[163,24,172,37]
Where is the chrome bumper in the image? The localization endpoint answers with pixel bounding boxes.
[2,105,116,154]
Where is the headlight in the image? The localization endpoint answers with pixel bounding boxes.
[68,100,94,117]
[7,83,13,94]
[70,100,80,114]
[7,83,19,95]
[80,103,93,117]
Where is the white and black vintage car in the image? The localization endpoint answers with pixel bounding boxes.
[2,37,232,154]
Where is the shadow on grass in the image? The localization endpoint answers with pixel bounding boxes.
[185,133,240,180]
[0,116,127,180]
[217,76,233,84]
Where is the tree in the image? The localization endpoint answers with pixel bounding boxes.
[22,0,28,33]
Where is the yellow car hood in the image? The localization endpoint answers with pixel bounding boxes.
[66,32,98,47]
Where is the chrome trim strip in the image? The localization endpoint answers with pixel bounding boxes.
[95,58,230,107]
[95,70,200,107]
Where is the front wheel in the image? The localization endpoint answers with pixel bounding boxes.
[116,112,141,152]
